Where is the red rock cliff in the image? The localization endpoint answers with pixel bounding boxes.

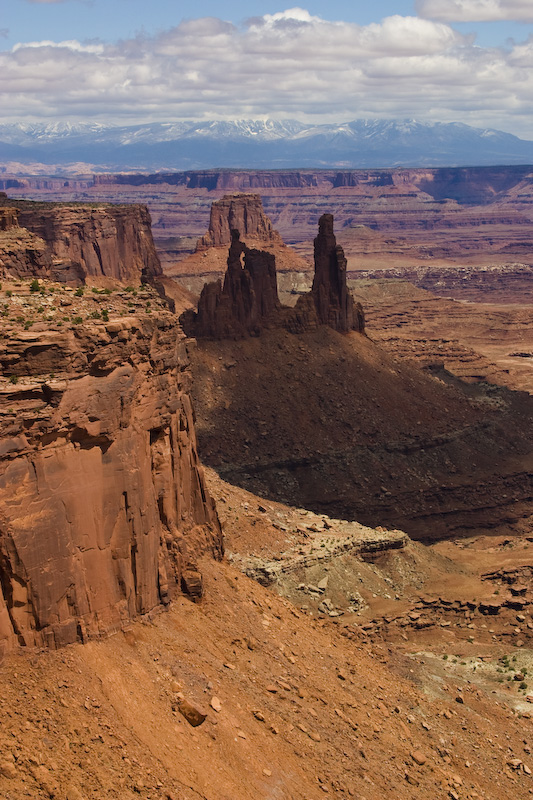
[0,304,222,655]
[2,200,162,285]
[0,206,18,232]
[196,193,283,250]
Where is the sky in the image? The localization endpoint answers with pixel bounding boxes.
[2,0,533,138]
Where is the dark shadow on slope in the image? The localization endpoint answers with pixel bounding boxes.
[188,326,533,544]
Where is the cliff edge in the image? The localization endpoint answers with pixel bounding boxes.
[0,194,162,285]
[0,283,222,655]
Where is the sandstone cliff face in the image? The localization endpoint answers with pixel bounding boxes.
[196,193,283,251]
[311,214,364,333]
[0,205,18,231]
[0,304,222,655]
[1,200,162,285]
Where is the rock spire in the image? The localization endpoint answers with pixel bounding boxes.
[194,230,281,338]
[311,213,363,333]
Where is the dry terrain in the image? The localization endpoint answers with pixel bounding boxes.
[3,479,533,800]
[2,187,533,800]
[4,167,533,275]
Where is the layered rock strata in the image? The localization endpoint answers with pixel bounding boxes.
[0,204,18,231]
[0,296,222,655]
[195,193,283,250]
[232,525,408,587]
[0,198,162,285]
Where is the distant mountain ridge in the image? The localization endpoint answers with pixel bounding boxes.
[1,119,533,170]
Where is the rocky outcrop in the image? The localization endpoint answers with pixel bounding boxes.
[194,230,280,338]
[192,215,364,339]
[1,199,162,285]
[0,304,222,655]
[196,193,283,250]
[0,227,48,278]
[0,205,18,231]
[232,522,408,587]
[311,214,364,333]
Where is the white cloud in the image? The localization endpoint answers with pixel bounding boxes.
[1,9,533,135]
[260,8,323,25]
[417,0,533,22]
[12,40,104,53]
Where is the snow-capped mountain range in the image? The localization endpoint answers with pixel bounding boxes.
[1,119,533,170]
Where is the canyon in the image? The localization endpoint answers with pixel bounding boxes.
[2,167,533,284]
[1,188,533,800]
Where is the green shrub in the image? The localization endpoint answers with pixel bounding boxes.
[75,287,84,297]
[72,316,83,325]
[29,278,40,293]
[9,374,18,384]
